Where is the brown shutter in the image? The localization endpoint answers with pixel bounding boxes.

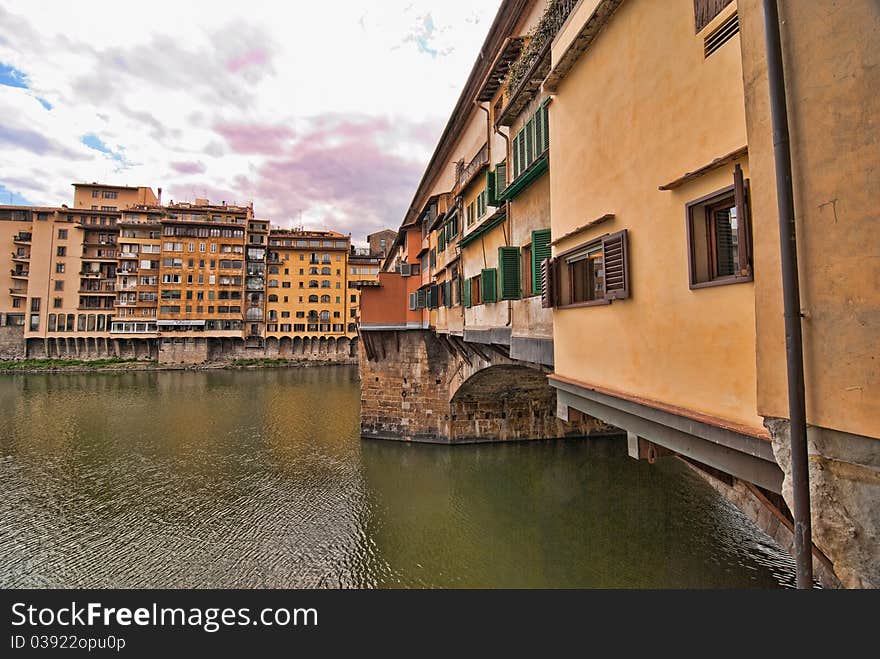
[602,229,629,300]
[733,164,752,277]
[541,257,556,308]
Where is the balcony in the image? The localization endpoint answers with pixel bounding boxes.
[455,143,489,192]
[80,270,103,278]
[246,308,264,321]
[11,252,29,262]
[9,288,27,296]
[13,232,32,244]
[10,269,29,279]
[82,252,117,261]
[79,282,116,294]
[497,0,578,126]
[266,254,281,264]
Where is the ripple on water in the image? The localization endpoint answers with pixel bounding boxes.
[0,368,797,588]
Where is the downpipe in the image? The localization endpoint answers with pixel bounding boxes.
[762,0,813,588]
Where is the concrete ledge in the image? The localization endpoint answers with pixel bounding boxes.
[463,327,511,345]
[551,376,783,493]
[510,336,554,367]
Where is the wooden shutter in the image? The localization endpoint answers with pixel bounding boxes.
[463,277,471,308]
[694,0,733,32]
[444,280,452,308]
[408,292,416,310]
[496,161,507,195]
[486,169,497,206]
[525,118,534,166]
[535,107,545,155]
[512,133,520,179]
[733,164,752,277]
[542,101,550,150]
[602,229,630,300]
[541,257,556,308]
[481,268,497,303]
[438,229,446,252]
[531,229,552,293]
[518,130,526,177]
[498,246,521,300]
[417,289,426,309]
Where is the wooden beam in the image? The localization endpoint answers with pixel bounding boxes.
[658,146,748,190]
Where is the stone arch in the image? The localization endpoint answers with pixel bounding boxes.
[279,336,292,357]
[349,336,358,358]
[318,336,328,354]
[337,336,350,356]
[265,336,280,356]
[293,336,303,355]
[448,364,568,443]
[310,336,320,355]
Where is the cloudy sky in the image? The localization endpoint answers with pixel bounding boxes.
[0,0,501,243]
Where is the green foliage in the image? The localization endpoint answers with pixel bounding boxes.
[0,357,144,371]
[504,0,574,94]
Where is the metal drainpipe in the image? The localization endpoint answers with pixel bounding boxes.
[762,0,813,589]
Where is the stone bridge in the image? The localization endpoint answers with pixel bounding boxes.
[359,329,611,444]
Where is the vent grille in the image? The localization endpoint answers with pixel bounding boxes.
[704,12,739,58]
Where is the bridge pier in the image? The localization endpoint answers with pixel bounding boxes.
[359,329,612,444]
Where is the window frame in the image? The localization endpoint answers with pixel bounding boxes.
[685,173,752,290]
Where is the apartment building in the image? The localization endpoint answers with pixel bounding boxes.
[265,229,350,339]
[0,185,388,363]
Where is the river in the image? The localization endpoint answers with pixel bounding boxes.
[0,366,798,588]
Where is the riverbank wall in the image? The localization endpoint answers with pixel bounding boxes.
[18,334,358,366]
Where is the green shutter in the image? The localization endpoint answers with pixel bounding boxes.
[518,130,526,177]
[486,169,497,206]
[542,100,550,150]
[526,118,534,167]
[535,106,546,154]
[531,229,552,294]
[444,280,452,308]
[463,277,471,308]
[496,161,507,195]
[498,246,521,300]
[512,133,520,179]
[438,229,446,252]
[481,268,497,303]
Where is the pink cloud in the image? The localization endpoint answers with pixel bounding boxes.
[226,48,269,73]
[169,161,206,175]
[214,122,295,155]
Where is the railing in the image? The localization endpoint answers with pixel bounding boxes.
[506,0,578,94]
[455,144,489,190]
[9,288,27,295]
[80,270,103,277]
[11,251,29,260]
[80,283,116,293]
[13,233,32,243]
[10,269,29,277]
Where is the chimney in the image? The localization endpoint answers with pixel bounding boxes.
[157,187,162,205]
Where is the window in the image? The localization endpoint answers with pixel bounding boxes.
[57,246,66,257]
[58,229,68,239]
[53,297,63,308]
[54,280,64,292]
[551,230,630,307]
[511,101,550,180]
[498,246,521,300]
[685,166,752,288]
[466,202,475,227]
[30,298,40,312]
[30,314,39,331]
[102,190,118,199]
[92,190,100,198]
[56,263,65,273]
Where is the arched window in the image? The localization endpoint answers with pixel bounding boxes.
[309,280,318,288]
[320,310,330,322]
[268,294,278,302]
[320,295,331,303]
[309,267,319,275]
[308,295,319,303]
[321,267,331,275]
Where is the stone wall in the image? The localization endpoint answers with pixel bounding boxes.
[765,417,880,589]
[359,329,613,443]
[0,322,24,360]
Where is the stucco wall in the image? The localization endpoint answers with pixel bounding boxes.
[738,0,880,439]
[549,0,761,429]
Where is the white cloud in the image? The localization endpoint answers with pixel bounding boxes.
[0,0,501,241]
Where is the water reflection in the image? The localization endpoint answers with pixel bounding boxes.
[0,367,796,588]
